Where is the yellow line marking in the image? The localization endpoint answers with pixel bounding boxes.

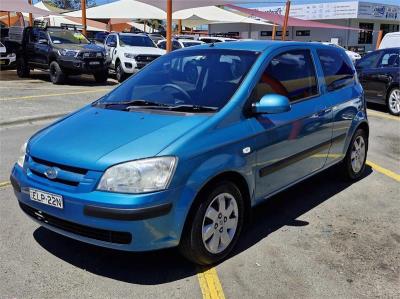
[0,89,110,101]
[366,160,400,182]
[0,181,11,188]
[367,110,400,122]
[197,267,226,299]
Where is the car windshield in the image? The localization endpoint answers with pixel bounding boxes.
[97,49,259,112]
[182,42,203,47]
[119,35,155,47]
[48,30,89,44]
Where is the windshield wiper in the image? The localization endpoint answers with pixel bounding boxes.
[94,100,169,109]
[164,104,218,112]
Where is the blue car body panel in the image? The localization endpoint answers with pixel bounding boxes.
[11,41,368,251]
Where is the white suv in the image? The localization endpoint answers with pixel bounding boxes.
[105,33,165,82]
[0,42,16,68]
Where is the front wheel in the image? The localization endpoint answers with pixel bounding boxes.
[387,88,400,116]
[49,61,65,84]
[116,62,126,83]
[340,128,368,180]
[16,57,30,78]
[179,181,244,265]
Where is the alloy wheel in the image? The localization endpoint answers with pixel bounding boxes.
[351,135,366,173]
[388,89,400,114]
[201,193,239,254]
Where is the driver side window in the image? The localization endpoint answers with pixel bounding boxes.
[251,49,318,103]
[106,35,116,47]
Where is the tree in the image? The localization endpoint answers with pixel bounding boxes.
[44,0,96,10]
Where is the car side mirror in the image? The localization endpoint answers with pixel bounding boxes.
[38,39,48,45]
[252,94,291,114]
[107,41,117,47]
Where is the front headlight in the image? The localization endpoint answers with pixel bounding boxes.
[124,53,136,59]
[97,157,177,194]
[58,49,80,57]
[17,142,27,168]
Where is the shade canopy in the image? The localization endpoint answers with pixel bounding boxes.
[0,0,56,16]
[36,15,107,31]
[65,0,166,19]
[227,5,362,31]
[172,6,273,28]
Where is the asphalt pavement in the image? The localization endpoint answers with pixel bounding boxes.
[0,70,399,299]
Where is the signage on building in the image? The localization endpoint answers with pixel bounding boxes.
[358,2,398,20]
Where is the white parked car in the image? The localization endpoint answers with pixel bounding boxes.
[379,32,400,49]
[322,42,361,63]
[198,36,237,43]
[104,33,165,82]
[0,42,16,68]
[157,39,205,51]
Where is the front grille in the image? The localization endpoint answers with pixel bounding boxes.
[78,51,102,59]
[30,169,79,187]
[19,202,132,244]
[135,55,160,63]
[31,156,87,175]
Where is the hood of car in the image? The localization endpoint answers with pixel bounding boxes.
[120,46,165,55]
[53,43,104,52]
[28,107,209,171]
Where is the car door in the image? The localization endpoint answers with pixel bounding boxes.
[249,47,333,201]
[373,50,400,100]
[26,28,39,65]
[104,34,117,68]
[356,51,384,102]
[36,30,50,66]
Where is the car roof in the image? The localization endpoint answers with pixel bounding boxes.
[194,40,333,52]
[116,32,148,37]
[179,39,203,43]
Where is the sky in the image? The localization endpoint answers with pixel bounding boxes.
[33,0,400,6]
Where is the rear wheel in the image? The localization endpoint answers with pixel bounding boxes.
[16,57,30,78]
[179,181,244,265]
[340,128,368,180]
[116,62,126,83]
[94,70,108,83]
[49,61,65,84]
[387,88,400,116]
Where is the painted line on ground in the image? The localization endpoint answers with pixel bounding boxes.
[197,267,226,299]
[366,160,400,182]
[0,181,11,189]
[0,89,110,101]
[367,110,400,122]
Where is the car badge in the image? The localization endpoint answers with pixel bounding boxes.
[44,167,58,180]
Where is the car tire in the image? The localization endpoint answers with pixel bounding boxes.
[387,87,400,116]
[340,128,368,180]
[94,70,108,84]
[49,61,65,84]
[179,181,245,265]
[16,57,30,78]
[116,62,126,83]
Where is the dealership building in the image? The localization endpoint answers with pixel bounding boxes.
[210,1,399,52]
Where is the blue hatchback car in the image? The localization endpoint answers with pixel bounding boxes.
[11,41,369,265]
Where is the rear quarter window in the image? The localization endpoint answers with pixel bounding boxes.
[317,48,355,92]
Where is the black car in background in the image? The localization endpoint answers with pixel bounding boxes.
[356,47,400,116]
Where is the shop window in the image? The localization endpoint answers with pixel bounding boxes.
[260,31,272,37]
[358,23,374,44]
[296,30,310,37]
[380,24,400,37]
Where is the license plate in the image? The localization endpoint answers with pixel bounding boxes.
[0,60,5,65]
[89,61,100,65]
[29,188,63,209]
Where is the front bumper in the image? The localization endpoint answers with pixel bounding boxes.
[0,55,16,67]
[58,57,109,74]
[10,164,184,251]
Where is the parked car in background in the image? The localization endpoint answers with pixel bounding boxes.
[93,31,109,45]
[322,42,361,63]
[379,32,400,50]
[105,32,165,82]
[147,33,165,44]
[0,41,16,68]
[11,26,109,84]
[157,39,205,51]
[11,41,368,265]
[198,36,237,43]
[355,47,400,115]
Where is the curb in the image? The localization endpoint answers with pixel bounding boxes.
[0,113,67,127]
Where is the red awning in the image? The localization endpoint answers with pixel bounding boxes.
[0,0,57,16]
[226,5,362,31]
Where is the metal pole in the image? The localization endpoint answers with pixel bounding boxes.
[282,0,291,41]
[376,30,383,50]
[28,0,33,26]
[178,19,182,35]
[144,19,147,33]
[7,12,11,27]
[166,0,172,52]
[81,0,87,36]
[272,23,277,40]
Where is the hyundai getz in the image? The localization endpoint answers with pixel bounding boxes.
[11,41,368,265]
